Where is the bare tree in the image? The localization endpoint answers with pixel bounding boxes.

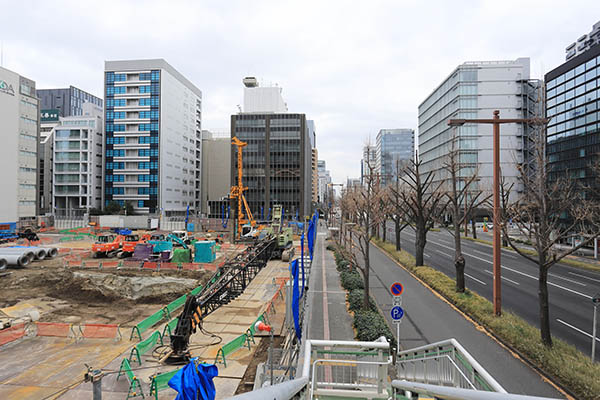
[388,160,411,252]
[442,132,491,292]
[343,160,386,310]
[397,155,445,266]
[501,124,600,347]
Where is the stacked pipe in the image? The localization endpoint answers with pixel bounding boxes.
[0,246,58,267]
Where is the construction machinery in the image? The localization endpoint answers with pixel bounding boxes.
[265,205,294,260]
[91,233,124,258]
[118,233,151,258]
[168,236,276,361]
[230,137,257,240]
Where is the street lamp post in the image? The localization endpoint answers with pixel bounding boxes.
[328,183,344,242]
[448,110,547,316]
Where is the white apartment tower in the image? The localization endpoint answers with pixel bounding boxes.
[418,58,539,200]
[52,103,104,215]
[104,59,202,215]
[0,67,39,226]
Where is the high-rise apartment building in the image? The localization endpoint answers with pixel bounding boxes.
[546,28,600,200]
[0,67,39,225]
[103,59,202,215]
[230,79,312,221]
[37,86,103,117]
[306,120,318,205]
[317,160,332,205]
[39,111,61,215]
[52,103,104,215]
[418,58,539,200]
[375,129,414,185]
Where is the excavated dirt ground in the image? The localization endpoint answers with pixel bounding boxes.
[0,266,210,326]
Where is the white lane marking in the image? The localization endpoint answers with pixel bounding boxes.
[473,249,491,257]
[483,270,520,285]
[465,273,487,285]
[556,319,600,343]
[501,265,592,300]
[547,273,586,286]
[568,271,600,283]
[425,254,431,258]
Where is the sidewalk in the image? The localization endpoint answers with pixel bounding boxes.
[306,224,354,341]
[365,241,565,398]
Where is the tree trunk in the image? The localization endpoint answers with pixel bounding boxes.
[415,223,426,266]
[382,220,387,242]
[539,265,552,347]
[454,216,466,293]
[363,235,371,310]
[471,218,477,239]
[395,218,401,251]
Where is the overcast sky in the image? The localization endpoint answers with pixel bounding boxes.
[2,1,600,184]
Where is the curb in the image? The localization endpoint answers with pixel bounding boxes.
[370,240,576,400]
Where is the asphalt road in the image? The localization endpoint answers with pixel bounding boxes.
[384,221,600,359]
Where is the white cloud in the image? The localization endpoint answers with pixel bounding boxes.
[2,0,600,184]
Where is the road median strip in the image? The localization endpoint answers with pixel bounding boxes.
[372,237,600,400]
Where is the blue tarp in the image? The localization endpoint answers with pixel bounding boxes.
[307,219,315,261]
[300,231,305,298]
[168,358,218,400]
[291,259,301,341]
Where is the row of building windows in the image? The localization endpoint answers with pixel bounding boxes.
[106,124,125,132]
[138,174,158,182]
[106,98,126,107]
[138,149,159,156]
[105,174,124,182]
[107,111,126,119]
[139,71,160,81]
[547,55,600,90]
[139,123,159,131]
[107,136,125,144]
[138,187,158,194]
[139,84,160,94]
[139,97,160,106]
[106,73,127,83]
[139,136,159,144]
[138,161,158,169]
[547,82,599,110]
[106,86,126,95]
[139,110,159,119]
[106,187,124,195]
[548,118,600,140]
[106,162,125,169]
[106,149,125,157]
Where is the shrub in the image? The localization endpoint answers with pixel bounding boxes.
[340,270,364,290]
[326,243,336,251]
[347,289,376,312]
[336,259,350,272]
[353,309,396,347]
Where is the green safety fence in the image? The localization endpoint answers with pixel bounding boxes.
[214,332,252,367]
[130,309,167,341]
[149,368,180,400]
[162,295,187,320]
[161,318,179,340]
[117,358,145,399]
[129,330,163,366]
[190,284,203,296]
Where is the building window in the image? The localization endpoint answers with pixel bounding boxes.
[138,200,145,207]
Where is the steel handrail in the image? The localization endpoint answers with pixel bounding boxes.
[310,358,390,399]
[397,353,476,390]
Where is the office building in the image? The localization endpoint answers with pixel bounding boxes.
[317,160,332,205]
[37,86,103,117]
[546,30,600,200]
[360,145,377,183]
[565,20,600,61]
[306,120,318,205]
[53,103,104,215]
[0,67,39,225]
[230,79,312,221]
[242,77,288,113]
[375,129,414,185]
[201,130,231,217]
[418,58,540,200]
[104,59,202,215]
[38,111,61,214]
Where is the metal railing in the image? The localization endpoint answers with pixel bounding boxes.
[396,338,505,392]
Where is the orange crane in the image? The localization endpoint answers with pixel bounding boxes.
[230,137,256,239]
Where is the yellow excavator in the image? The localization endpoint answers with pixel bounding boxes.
[230,137,257,239]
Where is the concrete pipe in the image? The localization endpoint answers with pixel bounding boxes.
[3,253,31,267]
[42,247,58,258]
[0,258,7,270]
[0,248,36,260]
[6,246,56,259]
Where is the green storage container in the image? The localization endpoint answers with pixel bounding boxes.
[171,248,191,263]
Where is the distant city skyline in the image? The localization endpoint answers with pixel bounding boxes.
[1,1,600,184]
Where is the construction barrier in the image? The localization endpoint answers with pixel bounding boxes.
[0,323,26,346]
[149,368,180,399]
[100,260,120,269]
[128,330,162,366]
[161,318,179,340]
[117,358,145,399]
[130,309,167,341]
[163,294,188,320]
[246,312,268,344]
[79,323,122,341]
[214,332,252,367]
[142,261,158,270]
[190,285,203,296]
[159,262,179,270]
[35,322,73,338]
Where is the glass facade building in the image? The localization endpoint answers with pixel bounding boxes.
[545,44,600,197]
[375,129,414,185]
[230,113,311,220]
[37,86,103,117]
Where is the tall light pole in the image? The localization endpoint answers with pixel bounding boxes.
[448,110,547,316]
[327,183,344,241]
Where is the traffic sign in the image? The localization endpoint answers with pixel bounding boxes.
[390,282,404,296]
[393,297,402,306]
[391,306,404,322]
